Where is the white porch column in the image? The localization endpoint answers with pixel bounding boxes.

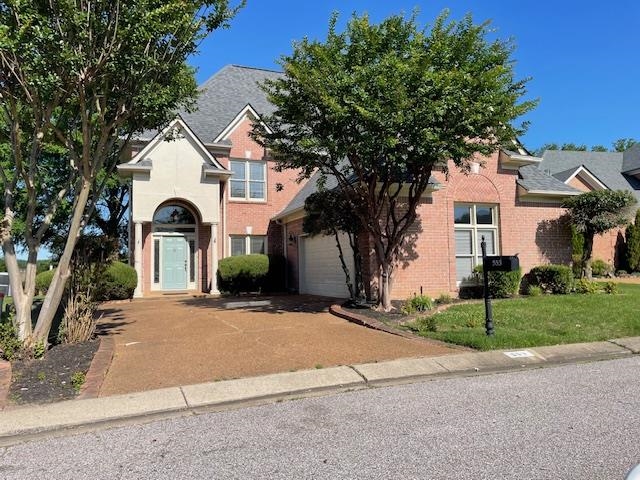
[210,223,220,294]
[133,222,143,298]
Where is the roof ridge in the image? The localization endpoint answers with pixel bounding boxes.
[230,64,283,74]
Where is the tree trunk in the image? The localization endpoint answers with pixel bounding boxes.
[1,235,39,344]
[581,233,594,280]
[349,232,365,301]
[33,179,92,344]
[372,236,394,311]
[333,229,355,300]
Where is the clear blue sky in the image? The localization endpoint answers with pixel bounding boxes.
[191,0,639,152]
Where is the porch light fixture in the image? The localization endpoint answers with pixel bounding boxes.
[288,234,297,245]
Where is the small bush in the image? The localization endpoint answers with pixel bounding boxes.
[527,285,543,296]
[527,265,574,294]
[71,371,86,393]
[35,270,55,296]
[603,281,618,295]
[435,293,453,305]
[97,261,137,300]
[591,259,612,277]
[575,278,598,294]
[0,320,22,361]
[415,315,438,332]
[401,295,433,315]
[217,254,285,294]
[615,270,629,277]
[474,265,522,298]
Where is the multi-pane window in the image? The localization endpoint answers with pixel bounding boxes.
[454,204,499,283]
[230,160,266,201]
[230,235,266,256]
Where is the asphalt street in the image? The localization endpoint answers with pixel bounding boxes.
[2,356,639,479]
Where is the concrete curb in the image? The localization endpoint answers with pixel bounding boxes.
[78,336,115,400]
[0,339,637,444]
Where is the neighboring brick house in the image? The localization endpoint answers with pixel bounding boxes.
[119,64,640,299]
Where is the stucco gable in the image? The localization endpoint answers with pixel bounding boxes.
[119,116,228,175]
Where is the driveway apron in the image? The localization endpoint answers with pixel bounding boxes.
[96,295,457,396]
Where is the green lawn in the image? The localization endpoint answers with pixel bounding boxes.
[405,283,640,351]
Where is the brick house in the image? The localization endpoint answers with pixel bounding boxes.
[119,65,640,299]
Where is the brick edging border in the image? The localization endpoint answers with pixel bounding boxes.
[78,336,115,400]
[0,360,11,410]
[329,304,471,351]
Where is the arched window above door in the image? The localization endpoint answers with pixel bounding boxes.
[153,205,196,225]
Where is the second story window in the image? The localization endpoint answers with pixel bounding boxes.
[230,160,266,201]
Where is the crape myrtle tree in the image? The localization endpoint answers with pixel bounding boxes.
[253,11,536,310]
[563,190,636,279]
[303,187,364,302]
[0,0,244,347]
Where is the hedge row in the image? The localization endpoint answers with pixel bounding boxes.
[35,261,137,300]
[217,254,285,294]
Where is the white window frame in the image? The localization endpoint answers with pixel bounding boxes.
[229,159,267,202]
[229,235,267,256]
[454,204,500,285]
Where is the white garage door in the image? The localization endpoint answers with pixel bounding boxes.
[300,233,355,298]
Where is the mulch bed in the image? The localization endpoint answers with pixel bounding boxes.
[9,339,99,405]
[341,298,476,327]
[341,300,408,325]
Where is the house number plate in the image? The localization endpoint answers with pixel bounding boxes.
[503,350,535,358]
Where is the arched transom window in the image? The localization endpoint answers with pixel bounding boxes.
[153,205,196,225]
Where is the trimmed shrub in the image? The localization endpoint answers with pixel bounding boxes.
[527,265,574,294]
[217,254,285,294]
[35,269,55,296]
[626,209,640,272]
[97,261,137,300]
[591,259,612,277]
[474,265,522,298]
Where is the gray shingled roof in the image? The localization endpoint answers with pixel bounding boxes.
[138,65,283,142]
[275,171,441,219]
[622,143,640,173]
[517,164,580,194]
[275,171,340,219]
[539,150,640,200]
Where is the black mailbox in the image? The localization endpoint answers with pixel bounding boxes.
[483,255,519,272]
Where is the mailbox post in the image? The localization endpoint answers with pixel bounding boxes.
[480,237,494,336]
[480,236,520,336]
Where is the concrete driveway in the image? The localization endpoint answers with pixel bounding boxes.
[96,295,457,396]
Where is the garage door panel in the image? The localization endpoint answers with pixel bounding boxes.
[300,233,354,298]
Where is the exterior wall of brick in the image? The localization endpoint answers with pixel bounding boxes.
[216,117,304,257]
[141,223,152,295]
[389,152,573,298]
[198,224,212,292]
[283,217,304,291]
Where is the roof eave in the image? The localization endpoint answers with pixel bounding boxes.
[500,150,542,170]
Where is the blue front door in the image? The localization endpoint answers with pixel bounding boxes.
[162,236,187,290]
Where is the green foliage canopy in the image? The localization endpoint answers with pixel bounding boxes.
[562,190,636,237]
[254,10,535,308]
